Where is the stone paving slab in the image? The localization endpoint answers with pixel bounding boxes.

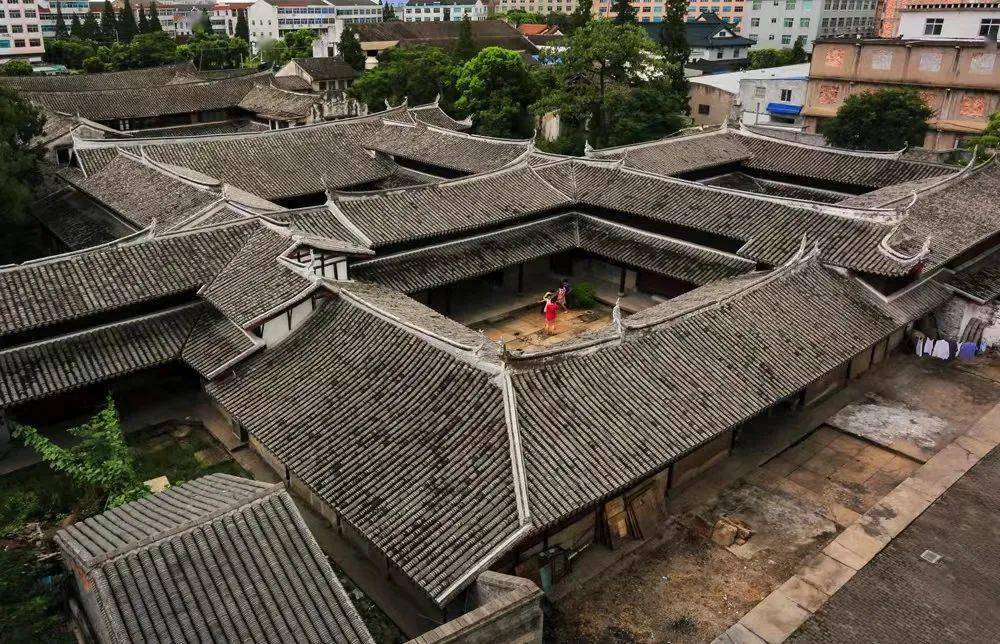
[717,396,1000,644]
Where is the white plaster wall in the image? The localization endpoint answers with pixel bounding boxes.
[898,9,1000,39]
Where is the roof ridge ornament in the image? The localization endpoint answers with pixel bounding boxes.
[584,140,594,157]
[612,298,624,339]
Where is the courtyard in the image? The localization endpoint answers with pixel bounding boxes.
[546,352,1000,643]
[477,303,614,353]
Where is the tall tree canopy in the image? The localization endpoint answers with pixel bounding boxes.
[349,45,457,111]
[658,0,690,98]
[382,1,397,21]
[100,0,118,43]
[54,2,69,38]
[138,5,149,34]
[236,9,250,42]
[455,14,476,61]
[148,1,162,32]
[339,25,365,72]
[81,11,102,41]
[117,0,139,42]
[612,0,637,24]
[0,87,46,263]
[454,47,538,138]
[196,9,214,34]
[181,33,248,69]
[570,0,592,33]
[532,20,685,150]
[821,88,934,151]
[70,13,82,37]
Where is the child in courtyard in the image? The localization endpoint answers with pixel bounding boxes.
[543,292,559,334]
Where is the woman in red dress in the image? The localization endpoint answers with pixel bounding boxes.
[543,292,558,335]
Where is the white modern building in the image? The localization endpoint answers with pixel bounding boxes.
[245,0,380,52]
[896,1,1000,39]
[1,0,47,62]
[745,0,876,50]
[401,0,486,21]
[687,62,810,126]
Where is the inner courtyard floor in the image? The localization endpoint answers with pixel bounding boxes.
[476,303,614,353]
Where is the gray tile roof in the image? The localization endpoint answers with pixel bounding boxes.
[354,19,536,53]
[182,305,263,379]
[74,112,399,200]
[200,226,315,329]
[237,82,323,120]
[318,164,572,248]
[0,62,206,93]
[592,129,952,189]
[207,298,521,606]
[351,213,755,293]
[409,102,471,132]
[23,73,265,122]
[884,159,1000,272]
[56,474,374,644]
[536,160,908,275]
[509,258,907,527]
[292,57,361,82]
[947,248,1000,303]
[0,304,201,408]
[0,223,256,340]
[364,121,530,174]
[129,119,271,138]
[65,153,219,230]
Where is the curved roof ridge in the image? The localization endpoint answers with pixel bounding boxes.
[883,149,994,208]
[734,123,935,163]
[588,123,729,157]
[615,162,906,224]
[71,101,411,147]
[412,119,533,145]
[329,158,542,201]
[331,280,501,372]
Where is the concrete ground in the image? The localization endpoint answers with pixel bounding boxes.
[478,303,612,353]
[547,353,1000,644]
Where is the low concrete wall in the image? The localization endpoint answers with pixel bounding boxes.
[408,572,543,644]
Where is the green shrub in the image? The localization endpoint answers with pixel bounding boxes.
[0,548,71,642]
[0,491,38,537]
[567,282,596,308]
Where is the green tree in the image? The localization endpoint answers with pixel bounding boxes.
[182,33,249,69]
[117,31,177,68]
[148,1,162,31]
[100,0,118,43]
[83,55,106,72]
[605,77,688,146]
[658,0,690,99]
[235,9,250,42]
[0,60,34,76]
[284,28,316,58]
[14,399,149,509]
[54,1,69,38]
[259,38,289,67]
[967,111,1000,150]
[455,46,538,137]
[43,38,98,69]
[138,5,149,33]
[570,0,592,33]
[118,0,139,42]
[195,8,213,34]
[748,47,793,69]
[70,13,82,36]
[501,10,543,26]
[350,45,458,110]
[382,0,397,21]
[789,35,807,64]
[455,14,476,61]
[81,11,102,41]
[821,88,934,151]
[0,86,45,263]
[612,0,637,24]
[340,25,365,72]
[532,20,677,148]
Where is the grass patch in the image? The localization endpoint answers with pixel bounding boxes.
[0,422,246,641]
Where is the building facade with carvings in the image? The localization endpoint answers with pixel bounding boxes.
[801,37,1000,150]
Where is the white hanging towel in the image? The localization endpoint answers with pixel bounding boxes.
[931,339,951,360]
[923,337,935,356]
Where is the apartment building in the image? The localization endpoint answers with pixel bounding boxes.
[1,0,47,61]
[802,37,1000,149]
[896,1,1000,39]
[402,0,487,21]
[211,1,252,35]
[494,0,579,15]
[745,0,875,50]
[245,0,379,51]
